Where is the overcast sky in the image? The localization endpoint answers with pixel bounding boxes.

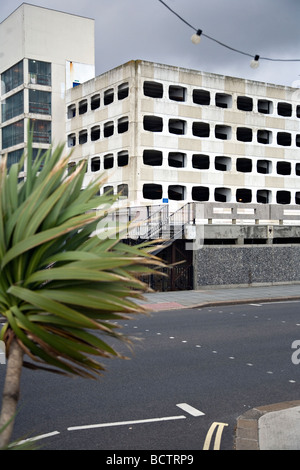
[1,0,300,88]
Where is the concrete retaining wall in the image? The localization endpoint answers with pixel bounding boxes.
[194,244,300,288]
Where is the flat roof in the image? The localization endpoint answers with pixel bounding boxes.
[0,2,94,26]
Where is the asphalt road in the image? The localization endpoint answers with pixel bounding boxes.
[0,300,299,450]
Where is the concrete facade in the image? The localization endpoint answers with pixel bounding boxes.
[66,60,300,213]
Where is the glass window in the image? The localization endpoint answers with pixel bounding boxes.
[31,120,51,144]
[1,91,24,122]
[2,120,24,149]
[7,148,24,171]
[28,60,51,86]
[1,61,23,94]
[29,90,51,115]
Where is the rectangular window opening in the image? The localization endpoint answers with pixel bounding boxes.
[118,150,129,167]
[277,102,292,117]
[277,161,291,175]
[257,129,272,145]
[143,116,163,132]
[258,99,273,114]
[168,185,186,201]
[91,94,100,110]
[237,96,253,111]
[143,183,163,200]
[169,85,186,102]
[79,129,87,145]
[68,162,76,175]
[29,89,51,115]
[1,90,24,122]
[215,125,231,140]
[118,117,129,134]
[192,154,210,170]
[28,59,51,86]
[215,93,232,108]
[104,121,114,137]
[168,152,186,168]
[118,184,129,198]
[192,186,209,201]
[257,190,271,204]
[67,104,76,118]
[143,81,163,98]
[91,126,100,141]
[68,133,76,147]
[215,156,231,171]
[104,154,114,169]
[79,99,88,115]
[169,119,186,135]
[118,82,129,100]
[143,149,163,166]
[236,158,252,173]
[215,187,231,202]
[193,89,210,105]
[236,188,252,203]
[91,156,100,172]
[237,127,252,142]
[277,190,291,204]
[192,122,210,138]
[1,60,23,94]
[104,88,114,105]
[257,159,272,174]
[277,132,292,146]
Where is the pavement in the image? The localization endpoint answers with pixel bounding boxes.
[1,282,300,449]
[136,283,300,450]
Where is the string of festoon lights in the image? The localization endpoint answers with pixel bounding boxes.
[158,0,300,69]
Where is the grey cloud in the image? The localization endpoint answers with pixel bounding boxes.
[1,0,299,86]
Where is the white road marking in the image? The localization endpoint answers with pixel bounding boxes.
[18,431,60,445]
[176,403,205,417]
[249,304,262,307]
[68,415,186,431]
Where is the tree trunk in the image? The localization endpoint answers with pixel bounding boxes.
[0,338,23,448]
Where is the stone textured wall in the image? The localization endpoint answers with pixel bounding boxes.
[194,244,300,287]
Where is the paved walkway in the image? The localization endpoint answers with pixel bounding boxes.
[138,283,300,450]
[138,283,300,311]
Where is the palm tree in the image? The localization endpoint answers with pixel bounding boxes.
[0,134,163,448]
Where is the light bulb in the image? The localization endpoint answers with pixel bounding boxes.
[191,29,202,45]
[250,55,260,69]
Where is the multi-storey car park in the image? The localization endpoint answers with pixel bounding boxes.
[1,5,300,290]
[66,59,300,209]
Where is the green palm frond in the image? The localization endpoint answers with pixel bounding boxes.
[0,131,164,379]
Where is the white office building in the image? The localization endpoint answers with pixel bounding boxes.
[0,3,95,172]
